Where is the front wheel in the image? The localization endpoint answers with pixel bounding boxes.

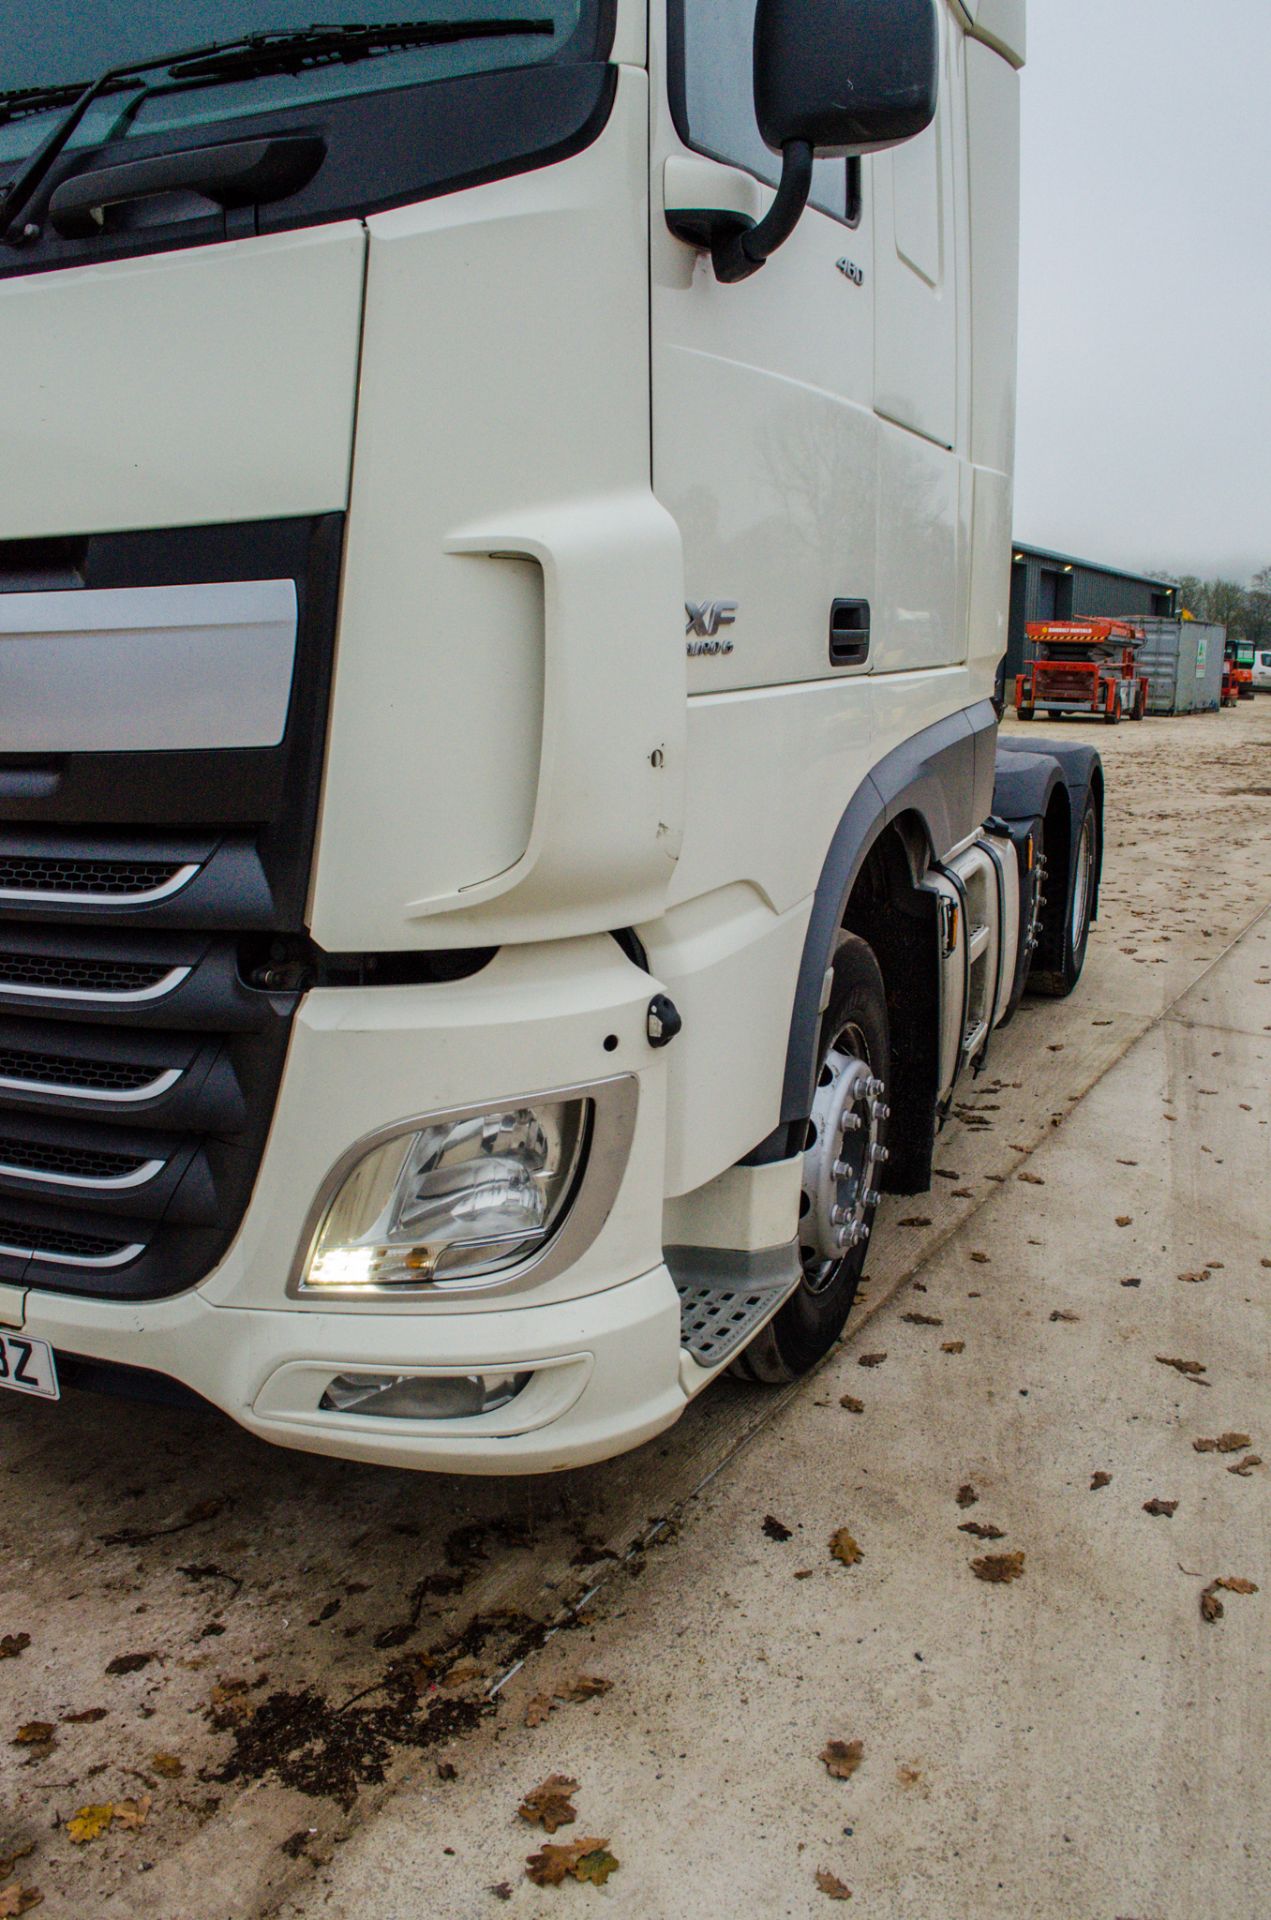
[1130,682,1146,721]
[1029,794,1098,998]
[733,934,890,1383]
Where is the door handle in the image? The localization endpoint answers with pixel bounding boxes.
[829,599,870,667]
[47,134,325,237]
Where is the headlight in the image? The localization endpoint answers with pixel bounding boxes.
[301,1098,590,1292]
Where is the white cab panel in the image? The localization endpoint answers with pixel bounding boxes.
[966,37,1021,477]
[0,226,365,536]
[311,74,686,951]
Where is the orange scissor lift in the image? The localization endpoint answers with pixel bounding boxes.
[1016,619,1149,725]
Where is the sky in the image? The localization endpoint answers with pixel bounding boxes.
[1014,0,1271,585]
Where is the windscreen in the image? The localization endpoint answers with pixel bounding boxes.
[0,3,587,164]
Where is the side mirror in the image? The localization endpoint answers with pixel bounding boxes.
[712,0,939,284]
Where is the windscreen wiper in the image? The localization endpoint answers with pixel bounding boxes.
[0,19,555,247]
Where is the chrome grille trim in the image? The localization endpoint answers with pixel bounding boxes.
[0,1065,183,1105]
[0,862,200,909]
[0,963,191,1005]
[0,1155,166,1193]
[30,1240,148,1270]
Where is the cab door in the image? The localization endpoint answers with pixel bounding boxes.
[649,0,877,698]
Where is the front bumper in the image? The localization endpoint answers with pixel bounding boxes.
[18,1260,686,1473]
[10,931,692,1471]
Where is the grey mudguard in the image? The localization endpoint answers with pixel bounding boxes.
[994,734,1103,917]
[766,699,998,1150]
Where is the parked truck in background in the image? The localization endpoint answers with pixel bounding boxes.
[0,0,1103,1473]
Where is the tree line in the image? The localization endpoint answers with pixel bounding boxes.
[1168,568,1271,644]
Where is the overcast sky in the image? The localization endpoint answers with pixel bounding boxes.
[1014,0,1270,584]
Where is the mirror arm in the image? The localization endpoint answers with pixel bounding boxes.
[711,139,813,284]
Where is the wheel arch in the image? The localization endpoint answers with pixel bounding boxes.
[748,701,997,1185]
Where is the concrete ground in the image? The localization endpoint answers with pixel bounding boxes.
[1,700,1268,1920]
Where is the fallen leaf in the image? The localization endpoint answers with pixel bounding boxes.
[0,1638,29,1662]
[525,1836,614,1888]
[60,1709,106,1725]
[1049,1310,1080,1323]
[1177,1270,1210,1284]
[436,1761,458,1782]
[1198,1577,1256,1624]
[901,1312,943,1327]
[955,1484,978,1508]
[763,1515,793,1542]
[1120,1277,1142,1288]
[439,1658,482,1691]
[839,1394,864,1413]
[828,1530,863,1568]
[857,1353,887,1369]
[556,1676,613,1703]
[110,1797,150,1834]
[898,1216,931,1228]
[1017,1172,1045,1186]
[971,1552,1025,1584]
[896,1765,923,1786]
[149,1753,183,1779]
[968,1251,990,1264]
[1115,1157,1138,1166]
[1143,1498,1178,1517]
[573,1846,620,1888]
[1090,1472,1112,1490]
[959,1522,1005,1540]
[518,1775,579,1834]
[952,1188,974,1198]
[0,1883,41,1917]
[815,1868,852,1900]
[1155,1356,1207,1377]
[523,1695,555,1729]
[1215,1576,1258,1595]
[105,1652,156,1677]
[0,1855,31,1886]
[1228,1455,1262,1477]
[820,1739,863,1780]
[1115,1216,1133,1228]
[941,1340,965,1354]
[66,1807,114,1846]
[487,1883,513,1902]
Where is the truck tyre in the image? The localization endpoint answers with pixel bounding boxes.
[1017,705,1034,721]
[1029,794,1097,998]
[733,934,890,1383]
[1103,694,1121,724]
[1130,683,1146,721]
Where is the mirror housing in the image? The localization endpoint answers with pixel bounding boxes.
[702,0,939,284]
[755,0,939,158]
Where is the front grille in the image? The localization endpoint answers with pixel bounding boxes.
[0,837,298,1300]
[0,951,176,996]
[0,1218,134,1260]
[0,1135,151,1182]
[0,855,187,897]
[0,1047,162,1096]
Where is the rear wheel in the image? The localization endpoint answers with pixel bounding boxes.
[1130,681,1146,720]
[1029,794,1098,998]
[1017,705,1035,721]
[733,934,890,1383]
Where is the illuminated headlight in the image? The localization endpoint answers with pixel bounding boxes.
[302,1099,590,1291]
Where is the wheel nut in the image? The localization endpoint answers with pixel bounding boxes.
[832,1158,851,1179]
[840,1111,862,1133]
[870,1143,889,1163]
[865,1188,881,1208]
[872,1102,890,1121]
[831,1204,849,1226]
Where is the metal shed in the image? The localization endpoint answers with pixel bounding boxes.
[1137,618,1226,715]
[1000,545,1179,697]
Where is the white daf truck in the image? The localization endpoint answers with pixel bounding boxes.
[0,0,1103,1472]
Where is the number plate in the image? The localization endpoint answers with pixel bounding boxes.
[0,1332,59,1401]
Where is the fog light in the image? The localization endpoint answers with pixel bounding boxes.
[319,1369,530,1420]
[302,1098,589,1292]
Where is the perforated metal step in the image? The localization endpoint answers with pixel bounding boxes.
[665,1242,801,1369]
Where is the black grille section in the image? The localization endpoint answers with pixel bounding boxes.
[0,1047,159,1095]
[0,951,174,995]
[0,514,344,1302]
[0,1218,134,1260]
[0,855,186,897]
[0,1135,151,1182]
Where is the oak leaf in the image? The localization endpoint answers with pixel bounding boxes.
[150,1753,184,1778]
[956,1484,978,1509]
[1017,1171,1045,1185]
[959,1522,1005,1540]
[0,1853,31,1885]
[1090,1472,1112,1490]
[518,1775,578,1833]
[1049,1310,1080,1323]
[1155,1356,1207,1377]
[1228,1455,1261,1477]
[66,1806,114,1846]
[1193,1433,1250,1453]
[105,1652,156,1677]
[12,1726,53,1747]
[524,1836,615,1888]
[839,1394,864,1412]
[557,1675,613,1703]
[0,1638,30,1661]
[941,1341,965,1354]
[110,1797,150,1833]
[857,1353,887,1369]
[763,1516,793,1542]
[815,1868,852,1899]
[902,1313,943,1327]
[971,1551,1025,1584]
[523,1695,555,1729]
[820,1739,863,1779]
[0,1883,41,1917]
[1142,1498,1178,1518]
[828,1530,862,1567]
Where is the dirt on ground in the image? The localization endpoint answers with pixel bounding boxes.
[1,699,1269,1920]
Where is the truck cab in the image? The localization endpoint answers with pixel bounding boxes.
[0,0,1098,1472]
